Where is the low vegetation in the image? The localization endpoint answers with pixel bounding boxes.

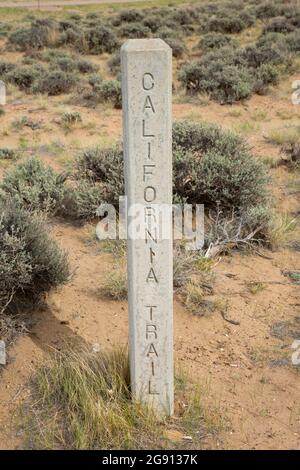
[0,200,69,315]
[26,346,222,449]
[0,158,67,215]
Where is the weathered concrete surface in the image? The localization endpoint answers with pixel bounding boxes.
[121,39,173,416]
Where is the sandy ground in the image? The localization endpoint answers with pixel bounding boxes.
[0,40,299,449]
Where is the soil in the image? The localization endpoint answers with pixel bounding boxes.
[0,36,299,450]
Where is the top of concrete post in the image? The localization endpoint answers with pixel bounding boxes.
[121,38,172,53]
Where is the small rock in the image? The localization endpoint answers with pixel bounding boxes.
[92,343,101,353]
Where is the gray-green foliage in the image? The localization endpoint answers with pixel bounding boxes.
[0,148,18,160]
[0,200,70,314]
[0,158,66,214]
[31,70,77,95]
[173,121,268,209]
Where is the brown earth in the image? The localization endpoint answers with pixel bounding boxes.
[0,40,299,450]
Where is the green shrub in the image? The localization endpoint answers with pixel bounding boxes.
[255,2,284,19]
[200,33,239,51]
[6,65,43,91]
[254,63,280,92]
[164,38,187,58]
[61,111,82,127]
[8,19,60,51]
[0,61,16,77]
[286,30,300,52]
[76,58,98,74]
[178,38,289,103]
[119,22,151,38]
[72,122,268,215]
[32,70,76,95]
[242,44,288,68]
[263,16,295,34]
[0,200,69,314]
[75,146,124,204]
[108,52,120,74]
[81,26,119,54]
[178,59,253,103]
[0,148,18,160]
[156,26,177,39]
[62,181,105,220]
[143,16,161,33]
[173,121,268,209]
[0,21,12,38]
[90,79,122,108]
[118,9,144,23]
[50,56,77,72]
[0,158,66,214]
[208,14,247,34]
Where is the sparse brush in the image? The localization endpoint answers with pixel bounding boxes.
[61,111,82,130]
[266,128,300,146]
[0,158,67,215]
[100,267,128,301]
[32,70,77,96]
[75,146,124,205]
[62,181,105,220]
[281,142,300,170]
[0,148,18,160]
[178,278,213,316]
[266,213,297,250]
[0,200,70,315]
[246,281,266,294]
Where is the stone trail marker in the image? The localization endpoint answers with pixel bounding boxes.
[121,39,173,416]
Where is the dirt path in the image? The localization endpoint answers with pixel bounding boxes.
[0,0,145,9]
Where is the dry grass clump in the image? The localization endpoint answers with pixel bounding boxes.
[25,347,223,449]
[100,267,128,301]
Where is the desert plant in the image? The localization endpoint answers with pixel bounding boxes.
[178,46,254,103]
[120,23,151,38]
[118,9,144,23]
[62,181,105,220]
[263,16,295,34]
[0,61,16,77]
[75,146,124,204]
[8,19,60,51]
[173,121,268,210]
[61,111,82,128]
[200,32,239,51]
[0,148,18,160]
[101,267,128,300]
[207,14,247,34]
[89,79,122,108]
[0,158,67,214]
[81,26,119,54]
[164,38,187,58]
[0,200,69,314]
[76,58,98,74]
[32,70,77,95]
[6,65,44,91]
[108,52,120,74]
[281,142,300,170]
